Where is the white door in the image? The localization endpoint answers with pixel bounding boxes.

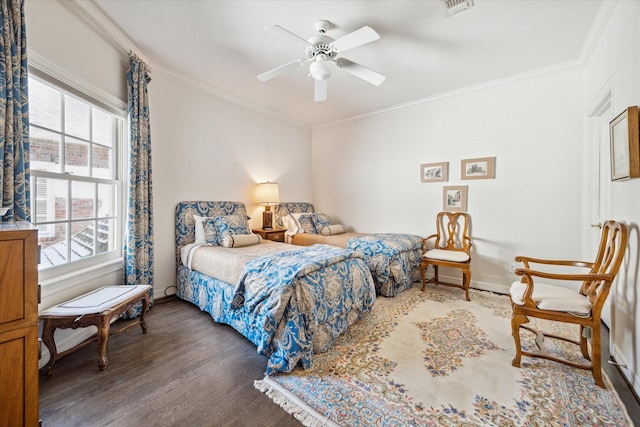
[595,108,613,327]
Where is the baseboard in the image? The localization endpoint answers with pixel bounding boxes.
[422,272,510,295]
[39,327,98,369]
[612,343,640,399]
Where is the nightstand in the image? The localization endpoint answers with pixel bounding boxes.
[253,228,286,243]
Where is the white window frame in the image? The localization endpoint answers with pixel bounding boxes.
[28,66,127,285]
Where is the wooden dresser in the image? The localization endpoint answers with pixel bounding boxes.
[0,221,39,426]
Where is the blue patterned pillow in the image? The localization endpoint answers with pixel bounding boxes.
[205,215,251,245]
[203,219,220,245]
[312,213,331,233]
[297,213,317,234]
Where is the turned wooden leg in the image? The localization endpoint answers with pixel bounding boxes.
[96,317,111,371]
[463,268,471,301]
[41,319,58,376]
[420,262,427,291]
[140,294,150,334]
[591,322,605,388]
[433,265,439,283]
[511,310,529,368]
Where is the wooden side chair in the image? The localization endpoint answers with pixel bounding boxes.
[509,220,628,388]
[420,212,472,301]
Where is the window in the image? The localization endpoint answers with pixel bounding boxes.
[29,75,125,277]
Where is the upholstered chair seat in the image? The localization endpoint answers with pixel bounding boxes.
[424,249,470,263]
[509,282,592,316]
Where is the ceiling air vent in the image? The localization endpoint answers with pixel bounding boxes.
[442,0,475,17]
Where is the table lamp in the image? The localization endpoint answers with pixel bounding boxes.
[256,182,279,230]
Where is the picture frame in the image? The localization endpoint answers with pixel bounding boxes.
[420,162,448,183]
[443,185,468,212]
[461,157,496,180]
[609,106,640,181]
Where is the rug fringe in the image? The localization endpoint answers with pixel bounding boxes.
[255,377,340,427]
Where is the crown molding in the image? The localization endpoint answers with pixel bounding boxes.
[62,0,308,130]
[62,0,148,64]
[579,0,618,64]
[151,67,310,130]
[314,58,583,129]
[314,2,618,129]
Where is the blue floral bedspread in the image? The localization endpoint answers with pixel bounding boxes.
[177,244,376,374]
[347,233,423,297]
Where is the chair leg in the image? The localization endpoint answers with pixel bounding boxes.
[420,262,427,291]
[511,310,529,368]
[433,265,439,283]
[579,325,590,361]
[462,268,470,301]
[590,322,605,388]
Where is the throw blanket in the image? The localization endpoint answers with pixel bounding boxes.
[347,233,423,296]
[232,244,375,373]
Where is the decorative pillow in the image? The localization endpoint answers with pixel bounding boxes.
[203,219,220,245]
[221,233,261,248]
[215,214,251,238]
[321,224,345,236]
[205,215,251,245]
[296,213,316,234]
[193,215,208,244]
[312,213,331,233]
[283,214,301,234]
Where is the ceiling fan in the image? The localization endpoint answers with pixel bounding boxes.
[257,20,385,102]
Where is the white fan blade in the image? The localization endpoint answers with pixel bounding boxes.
[257,59,306,82]
[331,26,380,52]
[336,58,385,86]
[265,25,313,48]
[314,79,327,102]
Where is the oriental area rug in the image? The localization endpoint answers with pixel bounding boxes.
[255,285,632,426]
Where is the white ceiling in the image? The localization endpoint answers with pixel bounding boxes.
[93,0,603,126]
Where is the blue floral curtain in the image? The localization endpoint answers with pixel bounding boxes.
[0,0,30,222]
[125,53,154,312]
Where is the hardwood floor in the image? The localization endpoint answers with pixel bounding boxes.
[39,296,640,426]
[39,297,300,426]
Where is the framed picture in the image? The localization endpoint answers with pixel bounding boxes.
[609,106,640,181]
[443,185,468,212]
[461,157,496,180]
[420,162,448,183]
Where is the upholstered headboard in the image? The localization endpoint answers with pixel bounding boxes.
[175,201,248,268]
[274,202,314,228]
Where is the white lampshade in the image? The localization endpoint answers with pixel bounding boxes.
[256,182,280,205]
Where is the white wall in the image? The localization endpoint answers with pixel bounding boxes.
[149,71,312,297]
[312,67,585,293]
[583,0,640,395]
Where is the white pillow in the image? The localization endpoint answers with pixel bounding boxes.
[193,215,207,244]
[221,233,261,248]
[284,214,302,234]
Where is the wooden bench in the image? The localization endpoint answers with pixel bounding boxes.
[39,285,151,375]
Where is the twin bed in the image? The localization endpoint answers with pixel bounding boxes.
[274,202,423,297]
[175,201,422,374]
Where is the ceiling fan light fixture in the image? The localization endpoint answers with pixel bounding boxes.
[309,57,332,80]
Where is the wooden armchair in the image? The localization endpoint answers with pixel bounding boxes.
[509,220,628,388]
[420,212,472,301]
